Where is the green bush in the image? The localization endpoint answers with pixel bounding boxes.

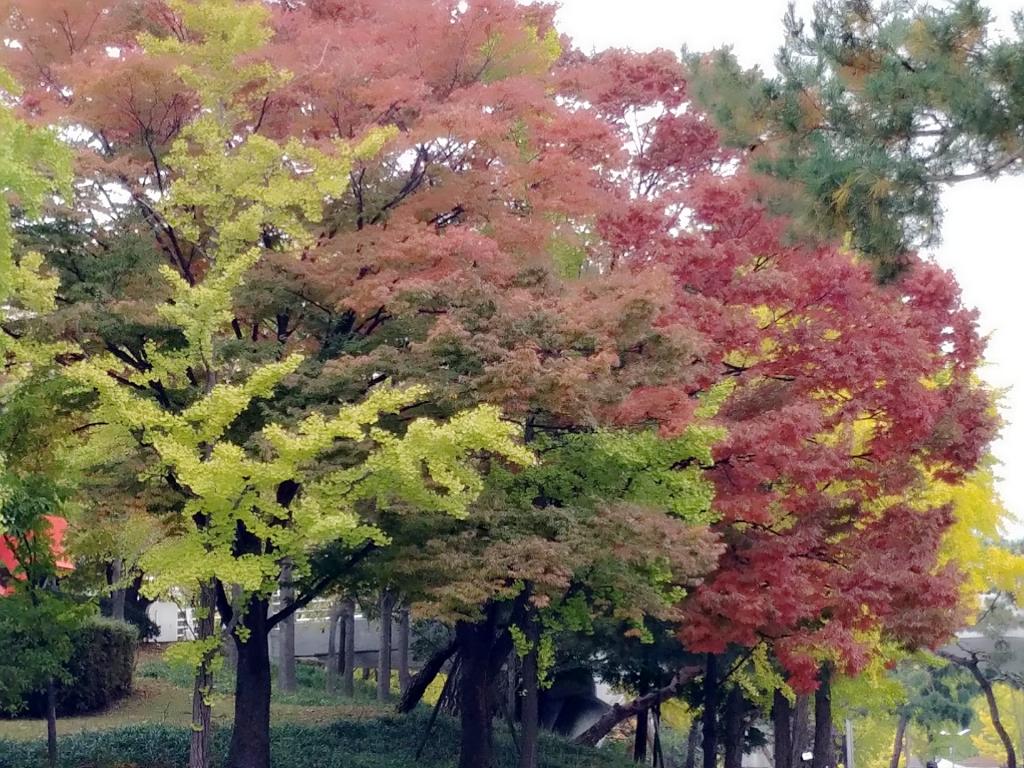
[23,618,137,717]
[0,714,632,768]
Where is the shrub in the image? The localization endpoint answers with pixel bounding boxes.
[23,617,137,717]
[0,714,632,768]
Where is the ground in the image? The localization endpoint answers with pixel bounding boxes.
[0,644,387,742]
[0,646,633,768]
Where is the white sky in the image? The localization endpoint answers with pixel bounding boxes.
[555,0,1024,533]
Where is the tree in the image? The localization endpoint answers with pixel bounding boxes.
[391,426,724,768]
[561,36,994,706]
[566,32,996,766]
[0,67,78,768]
[973,683,1024,764]
[0,472,87,768]
[686,0,1024,278]
[0,5,999,768]
[928,465,1024,768]
[8,5,532,768]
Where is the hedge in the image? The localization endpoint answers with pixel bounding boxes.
[0,714,632,768]
[23,618,136,717]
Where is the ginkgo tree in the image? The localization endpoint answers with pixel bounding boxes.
[57,4,533,768]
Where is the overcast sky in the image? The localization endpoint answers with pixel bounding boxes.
[554,0,1024,533]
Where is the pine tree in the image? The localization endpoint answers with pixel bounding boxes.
[687,0,1024,278]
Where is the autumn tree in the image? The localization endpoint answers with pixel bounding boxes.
[3,4,534,768]
[545,43,994,765]
[0,4,1000,768]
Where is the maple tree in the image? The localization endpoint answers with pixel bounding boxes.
[550,43,995,765]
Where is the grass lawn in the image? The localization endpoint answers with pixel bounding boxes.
[0,646,633,767]
[0,645,633,768]
[0,644,387,742]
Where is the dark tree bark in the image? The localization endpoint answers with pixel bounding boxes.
[652,705,665,768]
[342,599,355,698]
[45,678,58,768]
[455,619,500,768]
[703,654,719,768]
[812,666,833,768]
[684,719,701,768]
[190,582,216,768]
[518,604,541,768]
[724,687,744,768]
[774,689,794,768]
[398,604,411,695]
[634,664,650,764]
[889,712,909,768]
[110,558,126,623]
[397,638,458,713]
[226,596,272,768]
[573,666,702,747]
[634,708,650,763]
[454,607,514,768]
[792,694,811,766]
[277,561,297,694]
[377,590,394,701]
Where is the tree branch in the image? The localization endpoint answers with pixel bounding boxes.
[266,540,378,629]
[573,666,702,747]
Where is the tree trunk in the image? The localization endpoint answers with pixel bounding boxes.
[981,669,1018,768]
[633,663,650,764]
[398,638,458,713]
[703,654,719,768]
[889,712,908,768]
[377,590,394,701]
[456,619,498,768]
[416,659,460,761]
[724,687,744,768]
[277,561,297,695]
[652,705,665,768]
[792,694,811,766]
[45,678,58,768]
[190,582,216,768]
[326,600,342,694]
[812,666,833,768]
[634,708,650,763]
[634,661,650,763]
[454,611,513,768]
[222,630,238,678]
[685,719,701,768]
[221,584,241,678]
[774,690,794,768]
[573,666,703,747]
[342,599,355,698]
[518,606,540,768]
[110,558,126,623]
[398,604,411,695]
[953,655,1018,768]
[226,596,272,768]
